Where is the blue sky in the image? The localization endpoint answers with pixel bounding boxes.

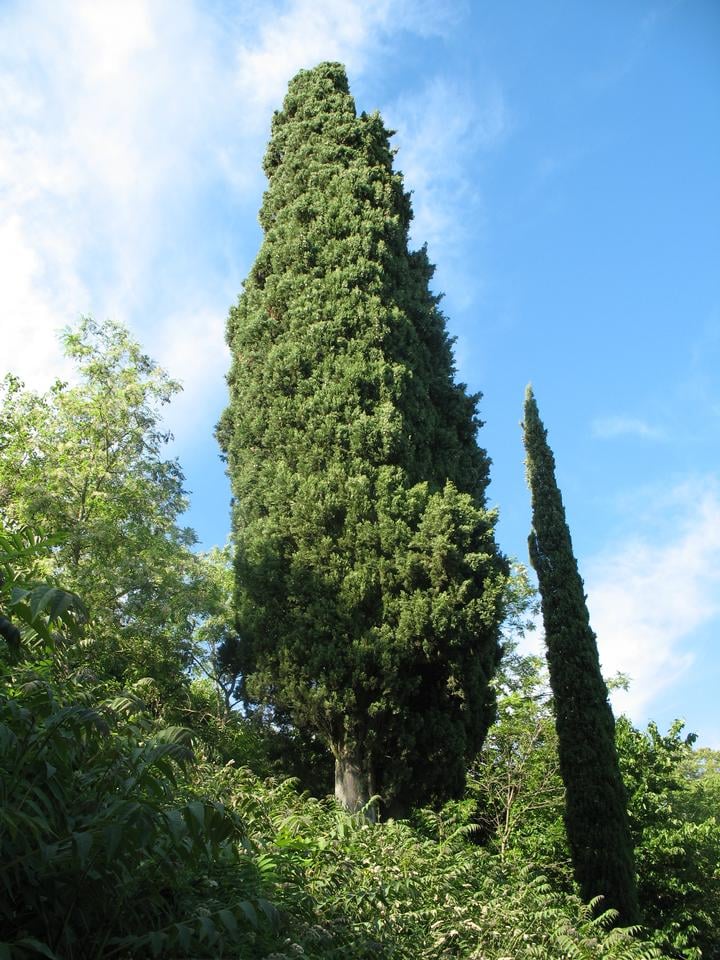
[1,0,719,744]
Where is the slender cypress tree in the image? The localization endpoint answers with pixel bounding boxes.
[522,385,639,923]
[218,63,507,816]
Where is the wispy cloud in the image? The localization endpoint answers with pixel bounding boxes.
[0,215,81,387]
[516,475,720,728]
[384,75,510,307]
[0,0,453,413]
[233,0,394,121]
[0,0,230,388]
[592,415,665,440]
[150,306,230,441]
[584,475,720,720]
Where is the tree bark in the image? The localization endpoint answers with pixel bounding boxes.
[334,744,376,821]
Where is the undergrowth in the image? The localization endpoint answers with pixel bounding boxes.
[0,526,669,958]
[0,664,668,959]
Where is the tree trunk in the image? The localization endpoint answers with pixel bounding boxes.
[334,744,376,821]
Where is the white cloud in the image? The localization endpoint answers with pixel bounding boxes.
[592,415,665,440]
[231,0,460,123]
[584,476,720,720]
[384,76,509,307]
[233,0,391,120]
[0,0,228,384]
[0,0,456,403]
[149,306,230,439]
[0,216,80,388]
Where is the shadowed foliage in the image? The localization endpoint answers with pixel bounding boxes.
[522,385,639,924]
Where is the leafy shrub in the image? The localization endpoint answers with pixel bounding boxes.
[0,525,280,958]
[182,760,665,960]
[618,718,720,960]
[0,667,286,958]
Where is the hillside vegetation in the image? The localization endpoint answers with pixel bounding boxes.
[1,410,718,957]
[0,542,680,958]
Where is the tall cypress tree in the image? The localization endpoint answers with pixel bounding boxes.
[522,385,639,923]
[218,63,507,816]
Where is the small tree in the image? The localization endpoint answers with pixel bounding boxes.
[0,318,204,697]
[522,385,639,923]
[219,62,507,815]
[470,653,567,866]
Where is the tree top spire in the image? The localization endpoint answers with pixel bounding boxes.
[287,61,350,96]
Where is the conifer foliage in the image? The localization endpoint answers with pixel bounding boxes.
[522,386,639,924]
[219,63,507,815]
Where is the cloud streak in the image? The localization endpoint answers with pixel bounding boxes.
[0,0,461,411]
[516,475,720,730]
[585,476,720,720]
[592,415,665,440]
[1,0,230,386]
[383,75,509,310]
[234,0,392,120]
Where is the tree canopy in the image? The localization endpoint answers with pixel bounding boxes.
[219,62,508,815]
[0,318,209,696]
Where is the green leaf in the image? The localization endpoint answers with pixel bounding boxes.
[217,909,238,936]
[154,725,193,746]
[72,831,93,868]
[164,808,186,845]
[148,931,165,957]
[9,601,55,644]
[256,897,280,927]
[103,823,123,860]
[12,939,60,959]
[197,916,217,944]
[184,801,205,832]
[237,900,258,928]
[173,924,191,952]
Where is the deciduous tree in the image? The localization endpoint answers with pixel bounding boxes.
[0,318,204,696]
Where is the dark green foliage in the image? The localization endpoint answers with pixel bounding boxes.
[0,529,281,959]
[220,62,507,813]
[191,763,663,960]
[0,614,20,648]
[460,633,720,958]
[468,641,720,955]
[0,675,281,959]
[0,519,665,959]
[522,386,640,924]
[0,526,88,660]
[187,672,335,793]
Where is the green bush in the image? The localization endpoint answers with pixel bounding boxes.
[182,760,665,960]
[0,524,280,958]
[0,668,284,958]
[618,718,720,959]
